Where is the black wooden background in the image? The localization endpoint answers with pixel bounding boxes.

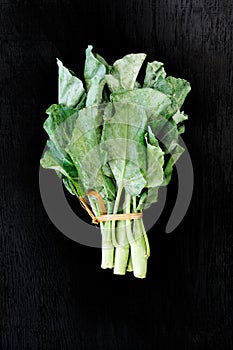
[1,1,233,349]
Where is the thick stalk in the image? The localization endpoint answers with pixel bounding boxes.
[89,196,114,269]
[111,184,124,247]
[100,221,114,269]
[125,197,136,273]
[139,218,150,258]
[113,191,131,275]
[130,195,149,278]
[113,220,129,275]
[124,193,135,244]
[123,193,141,275]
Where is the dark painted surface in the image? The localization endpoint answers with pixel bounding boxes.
[1,1,233,349]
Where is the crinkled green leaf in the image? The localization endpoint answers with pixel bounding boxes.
[43,104,79,149]
[40,141,83,195]
[143,61,166,88]
[145,110,181,155]
[145,126,164,188]
[178,124,185,134]
[160,119,179,153]
[105,53,146,92]
[172,110,188,124]
[166,76,191,109]
[62,177,77,195]
[57,59,85,107]
[41,143,75,179]
[153,75,173,95]
[111,90,179,155]
[172,110,188,135]
[144,187,160,209]
[95,53,111,73]
[143,58,191,111]
[154,76,191,110]
[84,45,107,106]
[66,105,116,201]
[134,127,164,210]
[163,143,184,185]
[101,102,147,196]
[40,149,68,178]
[111,88,171,117]
[41,103,85,195]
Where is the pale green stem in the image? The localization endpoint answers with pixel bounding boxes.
[100,220,114,269]
[130,195,149,278]
[139,218,150,258]
[113,220,129,275]
[113,191,131,275]
[111,183,124,247]
[124,193,134,244]
[89,196,114,269]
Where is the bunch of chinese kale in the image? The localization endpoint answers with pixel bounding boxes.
[40,46,191,278]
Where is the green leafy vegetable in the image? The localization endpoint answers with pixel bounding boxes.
[40,46,191,278]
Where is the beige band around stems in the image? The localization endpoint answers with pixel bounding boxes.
[78,190,142,225]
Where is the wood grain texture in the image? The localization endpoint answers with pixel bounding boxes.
[0,0,233,349]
